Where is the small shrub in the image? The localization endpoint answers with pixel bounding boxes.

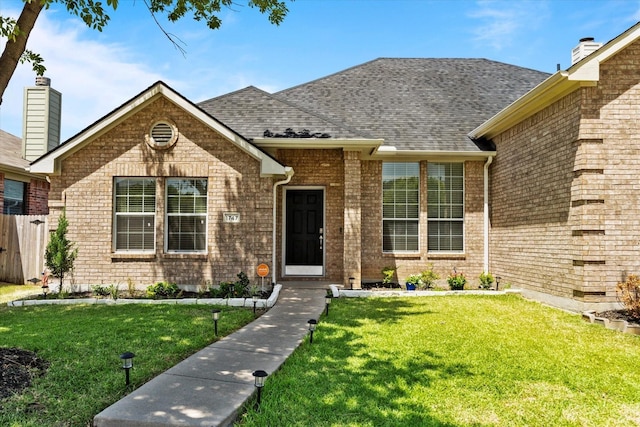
[146,281,181,299]
[420,264,440,289]
[91,284,109,297]
[447,269,467,290]
[617,274,640,319]
[479,271,495,290]
[107,284,119,300]
[381,266,397,287]
[127,278,136,297]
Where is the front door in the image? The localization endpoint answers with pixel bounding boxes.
[285,189,324,276]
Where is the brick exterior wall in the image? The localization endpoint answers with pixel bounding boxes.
[27,178,49,215]
[47,97,274,288]
[0,172,49,215]
[489,38,640,306]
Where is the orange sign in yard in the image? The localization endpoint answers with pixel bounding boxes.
[257,263,269,277]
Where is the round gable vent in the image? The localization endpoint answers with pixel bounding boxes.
[146,120,178,149]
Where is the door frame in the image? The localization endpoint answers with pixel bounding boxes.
[282,186,326,277]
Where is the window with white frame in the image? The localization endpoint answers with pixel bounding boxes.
[382,162,420,252]
[3,179,26,215]
[114,178,156,251]
[166,178,208,252]
[427,162,464,252]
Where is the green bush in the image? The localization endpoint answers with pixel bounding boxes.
[91,284,109,297]
[479,271,495,290]
[146,281,181,299]
[420,264,440,289]
[447,270,467,290]
[381,266,397,286]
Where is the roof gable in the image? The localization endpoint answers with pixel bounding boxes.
[29,82,288,177]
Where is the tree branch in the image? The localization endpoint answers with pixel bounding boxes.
[0,0,45,105]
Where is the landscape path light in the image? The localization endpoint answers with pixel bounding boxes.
[308,319,318,344]
[325,294,332,316]
[349,277,355,289]
[119,352,135,386]
[212,309,221,336]
[252,294,259,315]
[252,369,268,409]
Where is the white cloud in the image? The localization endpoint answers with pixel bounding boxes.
[469,0,550,50]
[0,8,164,140]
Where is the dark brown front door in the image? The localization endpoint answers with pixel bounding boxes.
[285,189,324,275]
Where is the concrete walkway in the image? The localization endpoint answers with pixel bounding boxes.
[94,287,327,427]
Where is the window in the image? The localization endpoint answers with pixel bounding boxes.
[3,179,26,215]
[166,178,207,252]
[114,178,156,251]
[427,163,464,252]
[382,162,419,252]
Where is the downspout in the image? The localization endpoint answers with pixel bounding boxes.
[483,156,493,273]
[272,167,294,285]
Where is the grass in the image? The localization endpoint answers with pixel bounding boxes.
[237,295,640,427]
[0,299,256,427]
[0,283,41,304]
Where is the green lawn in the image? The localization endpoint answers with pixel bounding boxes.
[237,295,640,427]
[0,283,41,304]
[0,302,255,427]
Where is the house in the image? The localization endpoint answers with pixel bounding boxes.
[28,58,545,294]
[27,22,640,310]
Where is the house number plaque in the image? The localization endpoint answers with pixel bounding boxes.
[223,212,240,223]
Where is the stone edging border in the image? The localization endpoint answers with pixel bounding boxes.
[7,284,282,309]
[329,284,521,298]
[582,310,640,335]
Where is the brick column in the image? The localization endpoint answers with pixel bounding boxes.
[343,151,362,288]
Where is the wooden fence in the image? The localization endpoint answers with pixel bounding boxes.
[0,215,48,285]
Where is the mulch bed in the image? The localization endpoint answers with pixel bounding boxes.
[595,310,640,327]
[0,348,49,401]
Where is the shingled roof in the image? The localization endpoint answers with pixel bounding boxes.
[199,58,549,152]
[199,86,371,140]
[0,129,28,171]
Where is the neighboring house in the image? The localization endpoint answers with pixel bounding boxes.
[27,22,640,310]
[0,129,49,215]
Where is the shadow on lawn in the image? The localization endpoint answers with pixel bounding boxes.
[245,298,470,426]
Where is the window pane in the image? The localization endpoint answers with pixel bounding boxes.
[382,163,420,252]
[114,178,156,251]
[3,180,26,215]
[427,162,464,252]
[166,179,207,252]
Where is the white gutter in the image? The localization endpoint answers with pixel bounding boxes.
[483,156,493,273]
[272,167,294,283]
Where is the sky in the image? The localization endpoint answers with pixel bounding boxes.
[1,0,639,140]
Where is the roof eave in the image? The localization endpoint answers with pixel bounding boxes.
[253,138,384,152]
[373,146,496,161]
[470,22,640,141]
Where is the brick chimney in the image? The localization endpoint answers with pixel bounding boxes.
[571,37,603,65]
[22,76,62,161]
